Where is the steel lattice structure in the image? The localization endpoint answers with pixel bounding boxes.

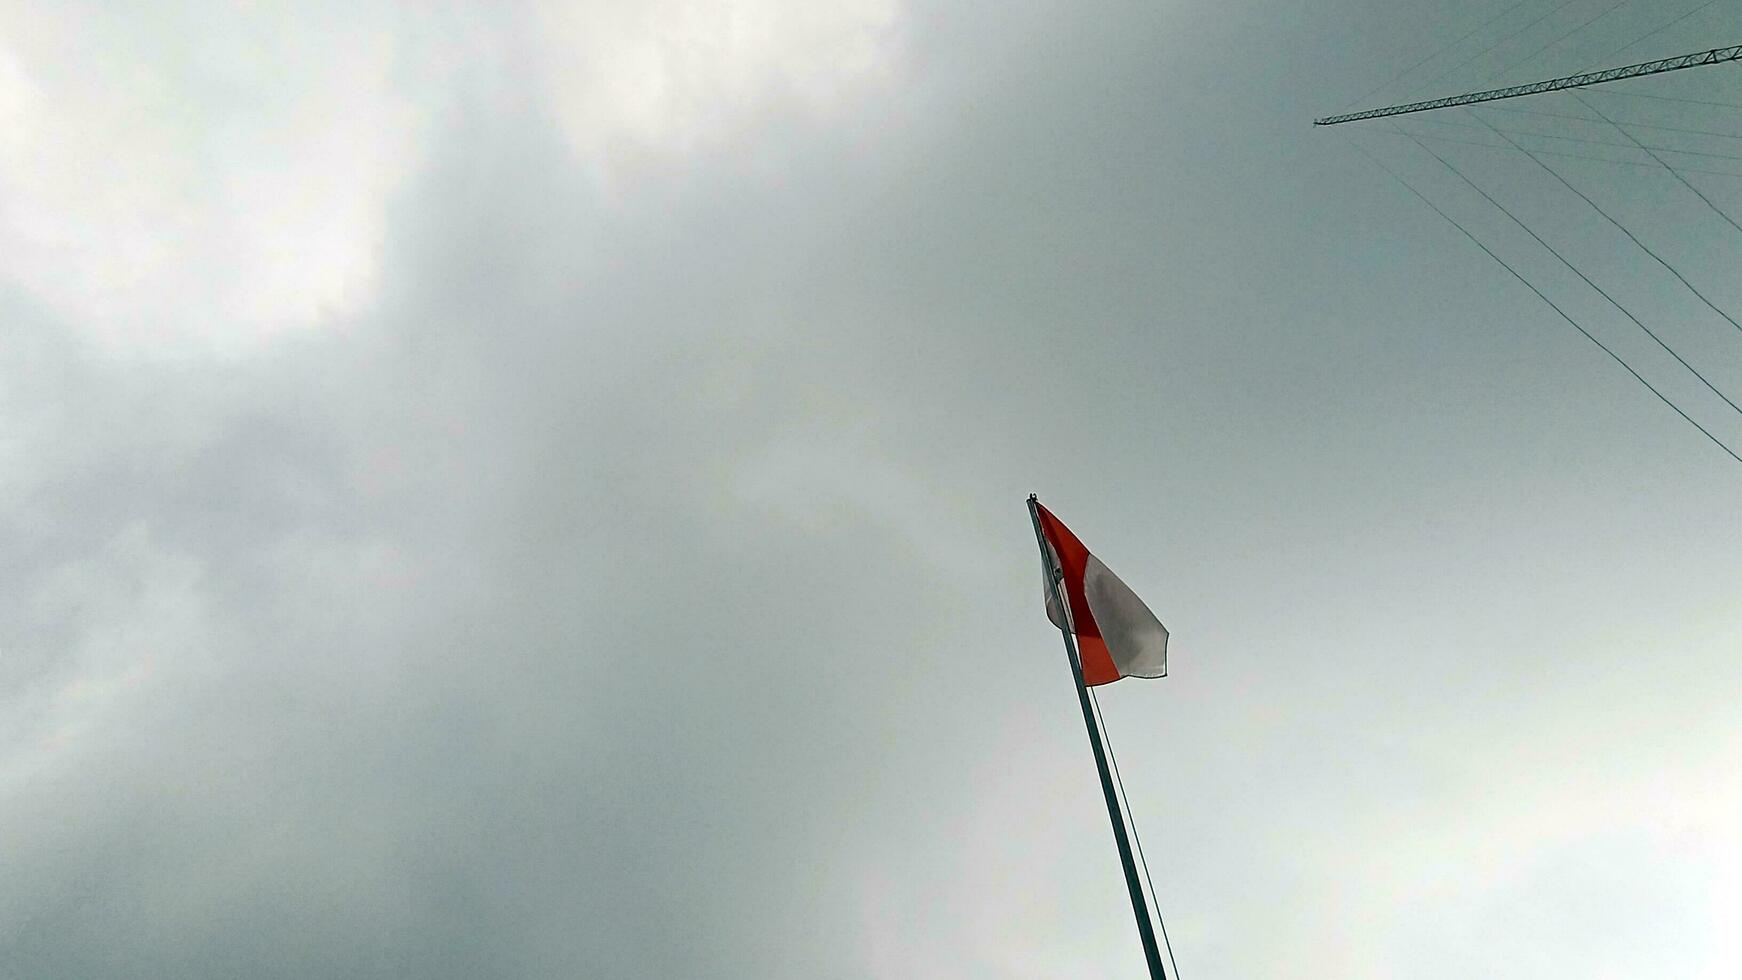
[1316,42,1742,127]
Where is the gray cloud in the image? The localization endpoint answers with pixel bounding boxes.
[4,1,1742,977]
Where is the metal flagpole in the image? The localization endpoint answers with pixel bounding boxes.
[1028,495,1168,980]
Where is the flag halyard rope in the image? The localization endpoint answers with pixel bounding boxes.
[1091,685,1183,980]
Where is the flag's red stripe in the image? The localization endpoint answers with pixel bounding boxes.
[1036,503,1102,638]
[1078,634,1122,686]
[1036,503,1125,684]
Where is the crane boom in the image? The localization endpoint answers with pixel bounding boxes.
[1315,42,1742,127]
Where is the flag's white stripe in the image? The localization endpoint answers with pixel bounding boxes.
[1083,553,1168,678]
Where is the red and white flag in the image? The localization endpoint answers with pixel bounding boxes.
[1035,502,1169,686]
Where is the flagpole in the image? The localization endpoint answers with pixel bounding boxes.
[1028,495,1169,980]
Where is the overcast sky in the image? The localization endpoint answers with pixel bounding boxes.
[4,1,1742,977]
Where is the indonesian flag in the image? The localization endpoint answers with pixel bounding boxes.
[1035,502,1169,686]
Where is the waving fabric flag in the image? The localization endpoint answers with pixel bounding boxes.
[1035,502,1169,686]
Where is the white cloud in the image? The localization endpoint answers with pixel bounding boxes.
[0,3,423,351]
[532,0,902,172]
[0,1,905,351]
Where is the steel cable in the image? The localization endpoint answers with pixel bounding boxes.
[1348,137,1742,464]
